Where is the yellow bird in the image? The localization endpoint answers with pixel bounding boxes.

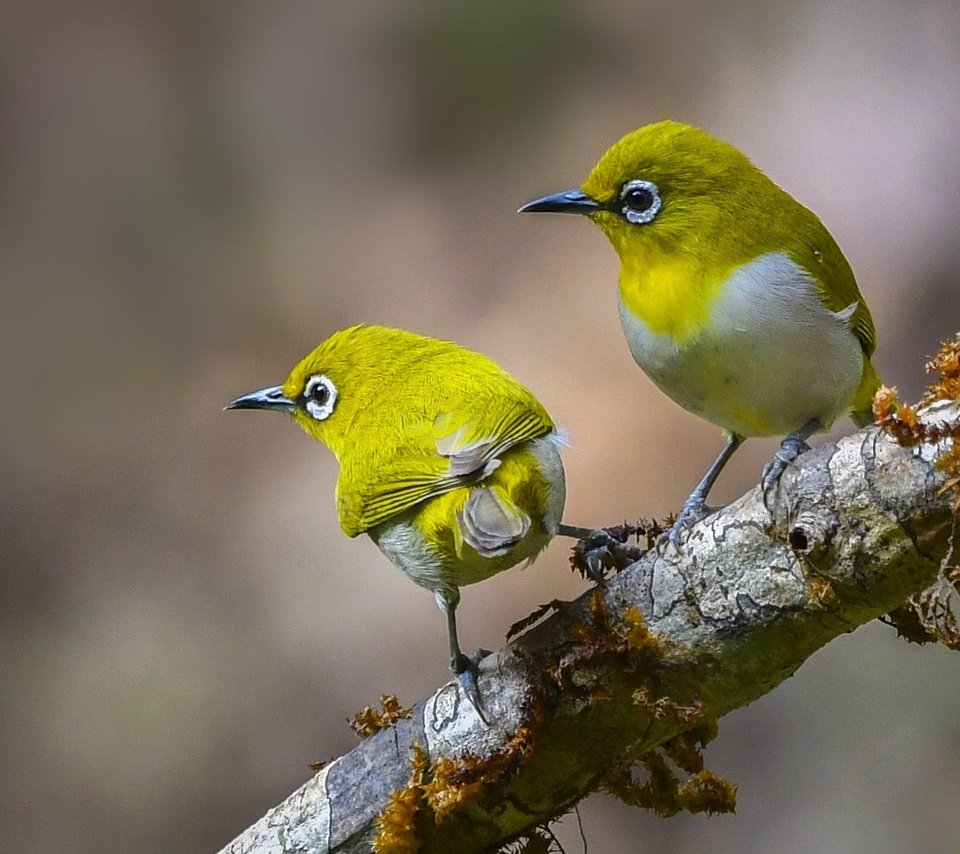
[225,325,566,714]
[520,121,879,543]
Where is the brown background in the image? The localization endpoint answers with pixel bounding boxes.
[3,2,960,851]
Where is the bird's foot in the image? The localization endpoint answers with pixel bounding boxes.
[560,523,646,583]
[665,495,716,549]
[761,435,812,512]
[662,433,744,551]
[452,649,492,725]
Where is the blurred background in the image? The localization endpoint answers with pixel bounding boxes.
[2,1,960,851]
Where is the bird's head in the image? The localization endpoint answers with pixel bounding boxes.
[225,325,386,458]
[520,120,770,265]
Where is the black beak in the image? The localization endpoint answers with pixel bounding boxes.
[518,188,603,215]
[224,385,296,413]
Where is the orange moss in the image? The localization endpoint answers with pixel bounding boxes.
[921,334,960,406]
[873,334,960,650]
[889,582,960,651]
[662,731,706,774]
[552,589,667,710]
[587,589,607,623]
[603,752,681,817]
[623,605,663,656]
[602,718,732,819]
[632,689,704,724]
[351,695,413,738]
[874,335,960,460]
[424,727,535,822]
[373,743,430,853]
[422,755,487,822]
[808,574,837,606]
[677,770,738,815]
[373,728,537,849]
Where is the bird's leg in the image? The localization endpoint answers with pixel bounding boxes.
[437,589,490,725]
[557,524,643,582]
[556,524,599,540]
[668,433,744,547]
[761,418,821,511]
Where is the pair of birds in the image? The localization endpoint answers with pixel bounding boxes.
[227,121,879,711]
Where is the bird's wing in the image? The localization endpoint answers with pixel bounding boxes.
[827,280,876,358]
[338,397,554,536]
[791,219,877,357]
[456,487,531,558]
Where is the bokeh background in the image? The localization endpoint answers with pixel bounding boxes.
[3,1,960,851]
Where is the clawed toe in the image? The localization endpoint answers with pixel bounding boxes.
[761,438,812,510]
[453,649,491,725]
[665,497,713,548]
[572,528,645,582]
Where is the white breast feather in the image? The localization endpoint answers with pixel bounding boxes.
[618,251,864,437]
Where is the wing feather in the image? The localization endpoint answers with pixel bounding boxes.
[788,210,877,358]
[338,396,554,536]
[457,487,530,557]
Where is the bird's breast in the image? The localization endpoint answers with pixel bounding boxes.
[618,252,724,342]
[617,250,865,437]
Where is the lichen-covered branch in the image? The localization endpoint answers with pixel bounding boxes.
[219,423,956,854]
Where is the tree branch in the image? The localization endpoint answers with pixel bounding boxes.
[218,424,956,854]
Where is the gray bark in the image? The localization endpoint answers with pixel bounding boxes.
[218,425,955,854]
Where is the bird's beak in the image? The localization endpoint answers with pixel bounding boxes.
[518,188,603,215]
[224,385,297,413]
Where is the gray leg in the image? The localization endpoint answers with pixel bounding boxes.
[436,589,490,724]
[668,433,744,546]
[438,588,469,674]
[761,418,821,510]
[556,524,599,540]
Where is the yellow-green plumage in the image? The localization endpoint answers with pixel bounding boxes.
[371,438,563,590]
[582,122,876,354]
[227,324,566,695]
[586,122,877,432]
[282,325,561,543]
[520,120,880,540]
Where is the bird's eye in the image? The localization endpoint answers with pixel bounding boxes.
[302,374,338,421]
[619,179,662,225]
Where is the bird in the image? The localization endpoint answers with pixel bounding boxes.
[225,324,566,718]
[519,120,879,544]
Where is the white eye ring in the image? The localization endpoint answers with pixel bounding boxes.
[303,374,338,421]
[620,179,662,224]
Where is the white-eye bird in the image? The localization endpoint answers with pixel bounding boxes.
[225,325,566,714]
[520,120,879,543]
